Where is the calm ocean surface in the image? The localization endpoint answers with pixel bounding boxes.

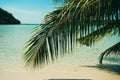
[0,25,37,71]
[0,25,120,72]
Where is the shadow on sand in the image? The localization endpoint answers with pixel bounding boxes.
[82,64,120,75]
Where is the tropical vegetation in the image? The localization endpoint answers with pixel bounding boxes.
[23,0,120,68]
[0,8,21,24]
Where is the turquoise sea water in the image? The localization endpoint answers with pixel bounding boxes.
[0,25,120,72]
[0,25,37,71]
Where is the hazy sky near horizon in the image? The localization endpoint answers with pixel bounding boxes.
[0,0,55,24]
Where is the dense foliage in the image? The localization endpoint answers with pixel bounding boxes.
[0,8,21,24]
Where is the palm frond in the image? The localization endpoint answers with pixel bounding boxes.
[77,20,120,46]
[53,0,120,38]
[23,7,79,68]
[99,42,120,64]
[23,0,120,68]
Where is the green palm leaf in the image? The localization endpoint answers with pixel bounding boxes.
[99,42,120,64]
[23,0,120,68]
[77,20,120,46]
[23,7,79,68]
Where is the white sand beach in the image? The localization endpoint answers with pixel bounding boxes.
[0,65,120,80]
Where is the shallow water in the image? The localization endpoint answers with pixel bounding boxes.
[0,25,120,72]
[0,25,37,71]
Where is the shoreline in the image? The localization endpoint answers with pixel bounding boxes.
[0,64,120,80]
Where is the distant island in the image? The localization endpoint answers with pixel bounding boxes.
[0,8,21,24]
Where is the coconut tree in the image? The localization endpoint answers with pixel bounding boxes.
[23,0,120,68]
[75,0,120,64]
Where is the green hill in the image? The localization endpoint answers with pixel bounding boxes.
[0,8,21,24]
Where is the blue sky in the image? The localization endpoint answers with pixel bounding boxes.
[0,0,55,24]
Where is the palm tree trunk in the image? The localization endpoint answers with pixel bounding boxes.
[99,53,104,64]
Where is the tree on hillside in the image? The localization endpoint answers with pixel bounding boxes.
[0,8,21,24]
[23,0,120,68]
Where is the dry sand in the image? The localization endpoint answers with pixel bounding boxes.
[0,65,120,80]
